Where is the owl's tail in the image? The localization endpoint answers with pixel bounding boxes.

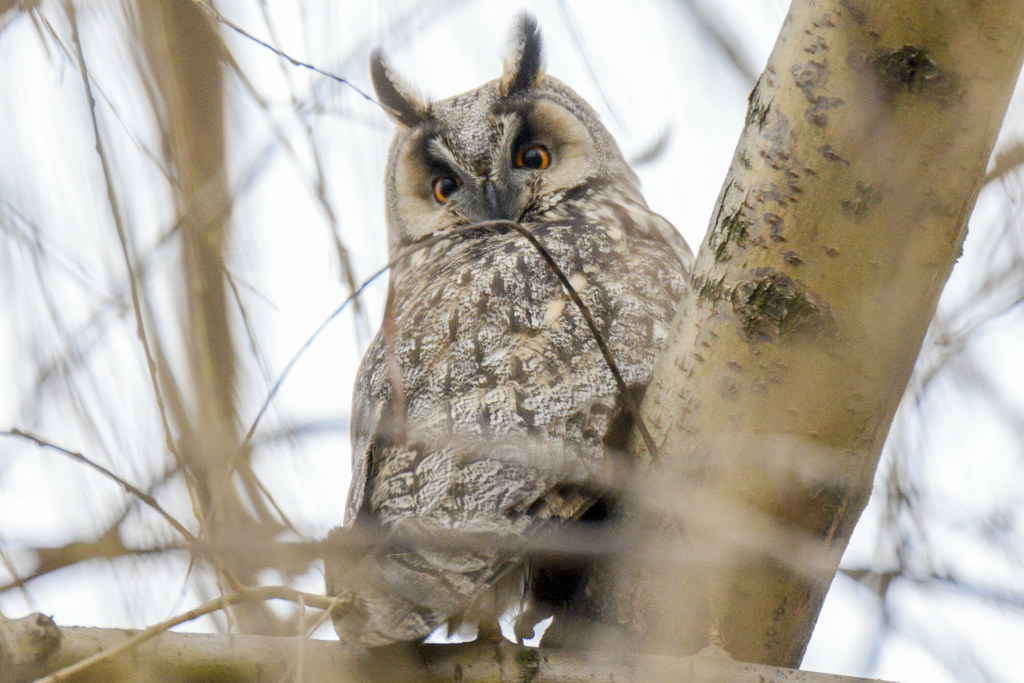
[324,522,522,646]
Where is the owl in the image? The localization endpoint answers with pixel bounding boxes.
[325,14,691,647]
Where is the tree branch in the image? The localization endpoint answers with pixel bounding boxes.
[1,614,891,683]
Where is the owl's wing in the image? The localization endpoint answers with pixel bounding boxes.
[343,331,393,527]
[651,210,695,272]
[342,413,372,528]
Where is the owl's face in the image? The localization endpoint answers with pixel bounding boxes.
[372,16,644,252]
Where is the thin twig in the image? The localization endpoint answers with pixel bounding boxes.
[63,0,183,472]
[240,265,390,449]
[189,0,381,108]
[0,544,32,610]
[0,429,195,544]
[37,586,351,682]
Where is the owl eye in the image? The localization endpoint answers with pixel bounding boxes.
[432,175,461,203]
[515,144,551,170]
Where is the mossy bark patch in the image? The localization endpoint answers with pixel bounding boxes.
[869,45,961,104]
[731,268,832,341]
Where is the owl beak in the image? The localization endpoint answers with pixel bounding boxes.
[480,179,526,222]
[482,180,501,217]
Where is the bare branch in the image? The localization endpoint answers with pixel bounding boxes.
[3,613,890,683]
[0,429,195,543]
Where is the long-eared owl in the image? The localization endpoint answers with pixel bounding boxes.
[326,14,691,646]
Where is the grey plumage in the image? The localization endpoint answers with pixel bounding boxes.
[326,13,691,647]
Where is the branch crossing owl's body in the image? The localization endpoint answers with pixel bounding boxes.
[326,14,691,646]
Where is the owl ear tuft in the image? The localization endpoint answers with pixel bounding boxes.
[499,13,545,96]
[370,49,429,128]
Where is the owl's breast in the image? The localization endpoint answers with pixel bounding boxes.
[354,209,686,525]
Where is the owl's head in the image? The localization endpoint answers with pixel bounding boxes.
[372,13,643,251]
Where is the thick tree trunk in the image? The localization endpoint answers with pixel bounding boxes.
[626,0,1024,667]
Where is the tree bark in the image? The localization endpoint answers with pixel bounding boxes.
[626,0,1024,667]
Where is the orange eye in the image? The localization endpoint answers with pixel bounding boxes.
[432,175,461,203]
[515,144,551,170]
